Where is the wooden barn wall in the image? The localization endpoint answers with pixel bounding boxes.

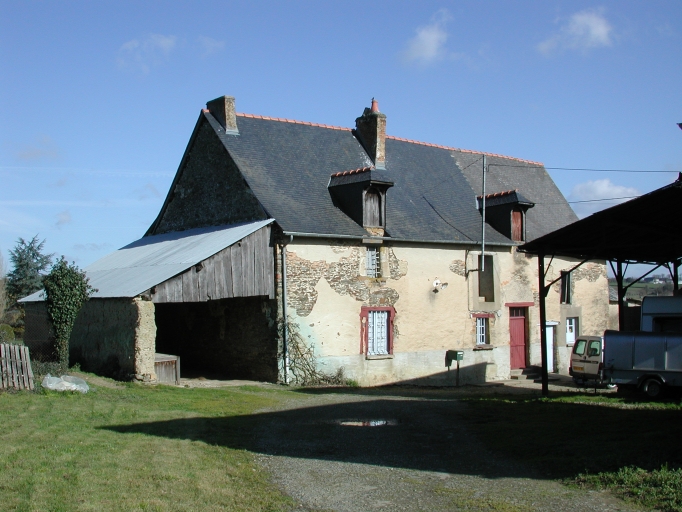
[151,226,274,303]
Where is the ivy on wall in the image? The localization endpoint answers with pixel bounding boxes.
[43,257,96,368]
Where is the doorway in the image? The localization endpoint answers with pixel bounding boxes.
[509,307,528,369]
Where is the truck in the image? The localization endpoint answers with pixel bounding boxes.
[602,330,682,397]
[640,295,682,333]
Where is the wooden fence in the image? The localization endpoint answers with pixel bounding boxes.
[0,343,35,390]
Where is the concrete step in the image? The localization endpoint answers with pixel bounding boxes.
[510,368,539,380]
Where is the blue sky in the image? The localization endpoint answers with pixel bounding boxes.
[1,1,680,275]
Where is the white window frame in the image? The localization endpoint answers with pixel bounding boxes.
[566,317,578,346]
[476,317,489,345]
[366,247,381,278]
[367,310,389,355]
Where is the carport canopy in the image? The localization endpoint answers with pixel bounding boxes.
[518,173,682,395]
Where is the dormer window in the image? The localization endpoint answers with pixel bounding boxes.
[328,167,393,234]
[477,189,534,243]
[363,187,383,227]
[511,208,524,242]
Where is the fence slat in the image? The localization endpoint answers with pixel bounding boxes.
[0,344,6,388]
[23,346,35,390]
[19,346,28,389]
[0,344,35,391]
[10,344,19,389]
[14,345,23,389]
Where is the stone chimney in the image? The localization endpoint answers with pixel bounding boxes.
[355,98,386,169]
[206,95,239,134]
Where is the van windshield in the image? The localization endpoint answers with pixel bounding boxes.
[574,339,586,356]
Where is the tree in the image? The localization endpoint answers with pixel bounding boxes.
[43,257,96,367]
[0,252,7,323]
[6,236,53,303]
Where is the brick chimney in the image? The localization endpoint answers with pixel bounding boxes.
[355,98,386,169]
[206,95,238,134]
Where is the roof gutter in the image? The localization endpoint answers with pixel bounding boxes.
[281,231,517,247]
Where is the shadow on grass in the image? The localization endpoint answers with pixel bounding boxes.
[100,392,682,480]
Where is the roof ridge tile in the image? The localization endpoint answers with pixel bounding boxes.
[330,166,375,178]
[385,135,543,166]
[236,112,352,132]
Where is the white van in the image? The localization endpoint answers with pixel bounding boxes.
[569,335,612,386]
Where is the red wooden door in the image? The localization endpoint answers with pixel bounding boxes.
[509,308,527,369]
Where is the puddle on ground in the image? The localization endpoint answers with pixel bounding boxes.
[332,419,399,427]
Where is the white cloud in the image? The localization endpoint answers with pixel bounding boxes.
[117,34,177,74]
[137,183,161,201]
[198,36,225,57]
[538,9,613,55]
[55,210,72,228]
[403,10,455,65]
[568,179,640,218]
[14,135,61,162]
[73,242,112,252]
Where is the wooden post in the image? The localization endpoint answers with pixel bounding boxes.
[538,254,549,396]
[616,260,626,330]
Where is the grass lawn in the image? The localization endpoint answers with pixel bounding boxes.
[0,379,296,512]
[462,392,682,511]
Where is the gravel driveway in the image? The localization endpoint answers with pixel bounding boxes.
[252,382,636,512]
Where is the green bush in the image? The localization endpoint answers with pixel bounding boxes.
[0,323,14,342]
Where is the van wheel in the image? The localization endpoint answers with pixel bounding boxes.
[642,379,663,398]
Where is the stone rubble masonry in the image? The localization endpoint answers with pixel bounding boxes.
[285,245,407,317]
[70,298,157,381]
[151,118,267,235]
[134,299,157,379]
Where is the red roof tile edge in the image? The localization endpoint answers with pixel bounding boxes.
[236,112,351,132]
[477,189,518,199]
[386,135,544,166]
[330,166,374,177]
[231,112,544,166]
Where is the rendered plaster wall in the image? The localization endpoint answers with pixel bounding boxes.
[70,298,157,380]
[154,296,278,382]
[282,239,609,385]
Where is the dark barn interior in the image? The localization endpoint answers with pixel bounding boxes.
[154,297,278,381]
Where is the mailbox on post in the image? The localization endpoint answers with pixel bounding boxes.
[445,350,464,387]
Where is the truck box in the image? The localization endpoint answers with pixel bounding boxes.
[603,330,682,396]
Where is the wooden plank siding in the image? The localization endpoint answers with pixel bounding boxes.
[151,225,274,303]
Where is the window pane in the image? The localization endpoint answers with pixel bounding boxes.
[366,248,380,278]
[476,317,488,345]
[587,340,601,357]
[574,339,586,355]
[368,310,389,355]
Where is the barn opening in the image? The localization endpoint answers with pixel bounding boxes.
[154,296,277,381]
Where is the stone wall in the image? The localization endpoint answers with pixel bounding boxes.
[154,296,278,382]
[280,238,610,385]
[70,298,157,379]
[150,117,267,235]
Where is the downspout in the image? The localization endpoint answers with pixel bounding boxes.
[481,155,487,271]
[616,260,626,330]
[281,236,293,385]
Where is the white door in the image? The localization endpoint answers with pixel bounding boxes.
[545,324,555,373]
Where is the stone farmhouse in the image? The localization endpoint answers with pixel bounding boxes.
[23,96,609,385]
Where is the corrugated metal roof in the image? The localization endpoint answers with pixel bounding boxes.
[21,219,273,302]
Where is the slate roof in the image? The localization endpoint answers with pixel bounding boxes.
[21,220,273,301]
[202,109,576,245]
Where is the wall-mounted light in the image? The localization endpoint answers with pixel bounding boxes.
[432,278,449,293]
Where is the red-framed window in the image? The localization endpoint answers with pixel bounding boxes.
[360,306,396,355]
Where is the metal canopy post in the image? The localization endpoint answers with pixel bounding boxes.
[538,253,549,396]
[616,260,626,331]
